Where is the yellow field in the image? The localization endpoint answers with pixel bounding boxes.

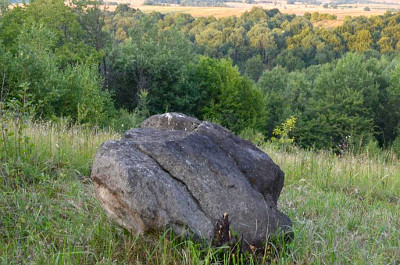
[103,0,400,21]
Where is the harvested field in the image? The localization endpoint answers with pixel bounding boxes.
[102,0,400,21]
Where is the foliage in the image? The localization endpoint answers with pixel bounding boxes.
[70,65,113,126]
[382,64,400,144]
[193,56,266,133]
[258,66,310,136]
[108,21,198,115]
[295,53,386,150]
[0,0,9,14]
[1,1,400,150]
[244,55,264,81]
[1,23,113,125]
[108,108,146,132]
[271,116,297,146]
[392,135,400,157]
[305,11,337,22]
[239,127,266,147]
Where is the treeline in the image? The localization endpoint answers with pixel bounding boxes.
[0,1,399,153]
[304,12,337,22]
[143,0,227,7]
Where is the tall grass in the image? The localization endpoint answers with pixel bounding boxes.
[0,119,399,264]
[263,143,399,264]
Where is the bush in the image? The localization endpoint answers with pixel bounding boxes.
[239,127,265,147]
[271,116,297,150]
[194,57,267,133]
[108,109,145,132]
[393,136,400,158]
[363,138,381,157]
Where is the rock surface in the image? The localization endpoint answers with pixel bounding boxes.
[91,113,292,246]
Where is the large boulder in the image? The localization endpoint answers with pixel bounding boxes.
[91,113,292,246]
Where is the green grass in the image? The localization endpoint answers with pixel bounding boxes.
[0,120,399,264]
[266,144,400,264]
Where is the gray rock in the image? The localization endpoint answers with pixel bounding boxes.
[141,112,201,131]
[91,113,292,246]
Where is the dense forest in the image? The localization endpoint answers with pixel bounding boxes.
[0,0,400,153]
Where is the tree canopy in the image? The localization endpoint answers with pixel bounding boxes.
[1,2,400,153]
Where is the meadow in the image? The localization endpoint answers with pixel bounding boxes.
[1,119,399,264]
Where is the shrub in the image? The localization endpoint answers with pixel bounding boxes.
[239,127,265,147]
[393,136,400,158]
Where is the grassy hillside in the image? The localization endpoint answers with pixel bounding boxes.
[0,120,399,264]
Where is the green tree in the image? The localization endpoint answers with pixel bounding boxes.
[247,24,277,64]
[275,49,306,71]
[109,21,198,115]
[348,29,373,52]
[71,65,113,125]
[244,55,264,81]
[257,66,289,136]
[1,22,112,124]
[378,63,400,145]
[0,0,9,14]
[258,66,310,136]
[295,53,380,150]
[0,6,25,51]
[193,56,266,133]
